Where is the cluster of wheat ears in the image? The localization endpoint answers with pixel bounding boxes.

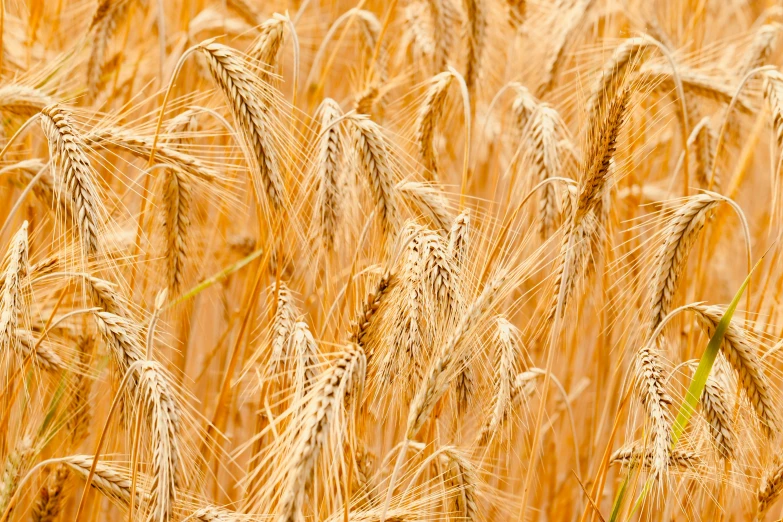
[6,0,783,521]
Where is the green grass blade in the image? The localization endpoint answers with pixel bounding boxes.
[609,467,632,522]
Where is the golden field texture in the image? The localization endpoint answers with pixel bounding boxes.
[4,0,783,521]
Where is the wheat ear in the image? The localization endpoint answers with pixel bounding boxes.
[689,304,778,438]
[407,274,505,438]
[739,24,779,76]
[87,0,129,98]
[0,221,28,356]
[39,105,102,255]
[647,193,721,333]
[350,117,400,237]
[463,0,486,98]
[269,282,298,377]
[315,98,344,253]
[249,14,287,82]
[0,437,34,517]
[687,117,719,189]
[404,2,436,66]
[759,459,783,519]
[289,321,321,408]
[588,37,651,122]
[84,127,218,183]
[610,445,699,470]
[277,343,366,522]
[349,270,395,361]
[634,339,673,481]
[415,71,454,180]
[137,361,181,522]
[426,0,457,71]
[14,330,63,371]
[32,464,69,522]
[639,65,756,115]
[529,105,566,238]
[764,69,783,149]
[396,181,453,232]
[197,41,284,209]
[478,317,523,444]
[700,369,736,461]
[161,115,198,293]
[0,85,54,117]
[225,0,260,26]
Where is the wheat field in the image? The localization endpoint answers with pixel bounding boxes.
[4,0,783,521]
